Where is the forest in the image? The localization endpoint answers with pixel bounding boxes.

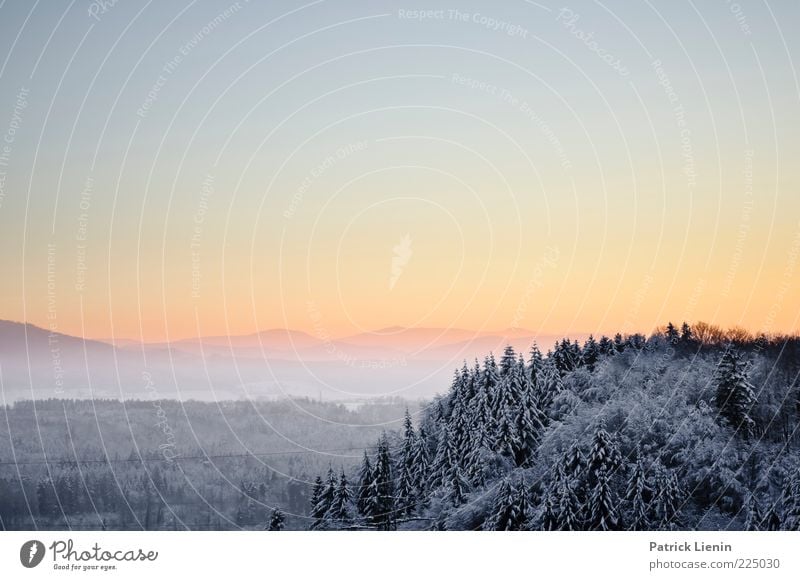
[0,397,409,530]
[308,322,800,531]
[2,322,800,531]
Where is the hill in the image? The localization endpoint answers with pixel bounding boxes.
[308,323,800,531]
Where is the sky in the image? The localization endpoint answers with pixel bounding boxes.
[0,0,798,342]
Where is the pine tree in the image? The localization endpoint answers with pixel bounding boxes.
[541,485,559,531]
[500,345,517,377]
[562,443,585,480]
[431,422,459,489]
[535,359,563,410]
[395,410,417,516]
[480,355,501,423]
[665,322,680,344]
[680,322,693,344]
[625,458,653,530]
[587,468,621,531]
[356,451,374,521]
[781,469,800,531]
[410,427,430,501]
[330,470,353,526]
[514,368,547,467]
[310,468,336,529]
[448,386,471,461]
[370,434,396,530]
[587,425,622,480]
[556,479,583,531]
[267,508,285,531]
[528,343,544,385]
[444,466,471,507]
[465,425,498,487]
[493,406,520,462]
[598,335,614,356]
[485,478,528,531]
[714,349,757,438]
[309,475,324,521]
[470,367,493,434]
[653,468,683,530]
[582,335,599,371]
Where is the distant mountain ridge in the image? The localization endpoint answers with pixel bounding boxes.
[0,319,588,402]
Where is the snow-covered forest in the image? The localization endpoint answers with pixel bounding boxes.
[0,398,410,530]
[2,322,800,531]
[308,322,800,531]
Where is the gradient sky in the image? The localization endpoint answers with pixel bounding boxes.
[0,0,798,342]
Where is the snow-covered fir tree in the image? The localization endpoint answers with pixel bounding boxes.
[329,470,353,526]
[369,435,396,530]
[625,457,653,531]
[714,349,757,438]
[587,467,621,531]
[395,409,417,516]
[356,451,374,522]
[267,508,285,531]
[484,477,528,531]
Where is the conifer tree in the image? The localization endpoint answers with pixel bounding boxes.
[481,355,500,420]
[431,422,458,489]
[330,470,353,526]
[410,427,430,500]
[500,345,517,376]
[598,335,614,356]
[714,349,757,438]
[541,485,559,531]
[528,343,544,385]
[535,359,563,410]
[587,425,622,480]
[587,468,621,531]
[625,458,653,531]
[680,322,693,344]
[448,386,471,460]
[563,443,586,480]
[356,451,374,521]
[493,407,520,462]
[309,476,323,513]
[556,481,582,531]
[582,335,599,371]
[781,469,800,531]
[370,435,396,530]
[514,370,547,467]
[310,468,336,529]
[665,322,680,344]
[309,475,327,529]
[395,410,417,516]
[485,477,528,531]
[267,508,285,531]
[465,425,499,487]
[653,468,683,530]
[444,466,471,507]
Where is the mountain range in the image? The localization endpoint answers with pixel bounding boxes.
[0,320,585,402]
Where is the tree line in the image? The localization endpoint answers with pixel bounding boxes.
[308,323,800,530]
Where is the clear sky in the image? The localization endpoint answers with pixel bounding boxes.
[0,0,798,341]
